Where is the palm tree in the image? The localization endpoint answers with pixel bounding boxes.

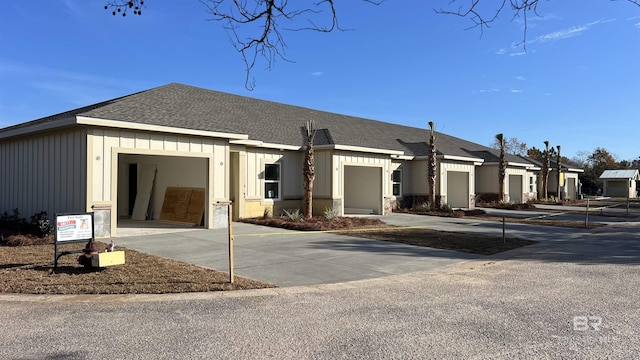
[556,145,561,200]
[302,120,316,219]
[496,133,506,201]
[541,141,550,200]
[427,121,437,210]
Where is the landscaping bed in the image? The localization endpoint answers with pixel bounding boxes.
[342,228,536,255]
[0,233,274,295]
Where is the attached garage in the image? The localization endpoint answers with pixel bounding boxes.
[343,165,383,214]
[508,174,523,203]
[117,154,208,226]
[446,171,469,208]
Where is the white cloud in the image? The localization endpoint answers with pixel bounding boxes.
[496,48,507,55]
[310,71,324,77]
[478,88,500,93]
[511,89,523,93]
[532,19,615,43]
[510,52,527,57]
[515,76,526,81]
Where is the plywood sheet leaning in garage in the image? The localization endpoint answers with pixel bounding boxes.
[159,187,205,226]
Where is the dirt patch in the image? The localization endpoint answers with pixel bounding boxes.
[240,216,389,231]
[243,216,534,255]
[341,228,536,255]
[0,240,274,295]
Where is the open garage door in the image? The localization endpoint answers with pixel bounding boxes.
[509,174,523,203]
[447,171,469,208]
[117,153,209,235]
[344,166,382,215]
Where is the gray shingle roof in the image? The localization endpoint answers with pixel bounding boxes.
[2,82,535,164]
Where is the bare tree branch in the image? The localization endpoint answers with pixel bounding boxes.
[104,0,145,16]
[103,0,639,89]
[197,0,383,89]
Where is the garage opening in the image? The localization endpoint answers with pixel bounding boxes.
[117,153,209,236]
[509,174,523,203]
[344,166,382,215]
[447,171,469,208]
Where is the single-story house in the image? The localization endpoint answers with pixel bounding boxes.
[1,83,542,237]
[520,158,584,200]
[599,169,639,198]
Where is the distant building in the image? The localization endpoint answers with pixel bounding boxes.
[599,169,639,198]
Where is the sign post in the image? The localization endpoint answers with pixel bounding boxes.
[228,203,235,284]
[53,212,95,272]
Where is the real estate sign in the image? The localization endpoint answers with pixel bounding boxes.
[55,213,93,242]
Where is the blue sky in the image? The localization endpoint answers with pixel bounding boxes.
[1,1,639,162]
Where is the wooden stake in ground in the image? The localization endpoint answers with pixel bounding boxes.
[228,203,235,284]
[585,198,590,227]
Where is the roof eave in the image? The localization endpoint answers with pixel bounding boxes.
[77,116,248,140]
[0,116,77,140]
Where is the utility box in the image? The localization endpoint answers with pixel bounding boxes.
[92,251,125,267]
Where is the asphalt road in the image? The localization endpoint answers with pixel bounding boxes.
[1,215,639,359]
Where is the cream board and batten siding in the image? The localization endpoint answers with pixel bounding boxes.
[332,150,390,215]
[440,162,475,208]
[242,149,303,217]
[88,128,228,235]
[477,164,530,202]
[0,128,87,219]
[563,172,580,199]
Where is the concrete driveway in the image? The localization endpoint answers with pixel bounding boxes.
[115,219,483,287]
[113,208,634,287]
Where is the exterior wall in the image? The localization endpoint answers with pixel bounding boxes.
[333,150,390,215]
[563,172,580,200]
[476,165,498,194]
[89,128,227,236]
[387,161,404,210]
[406,160,428,196]
[241,149,303,218]
[440,161,475,208]
[476,165,530,203]
[405,160,442,196]
[524,171,538,202]
[0,128,87,221]
[505,168,528,203]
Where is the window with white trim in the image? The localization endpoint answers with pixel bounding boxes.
[392,169,402,196]
[529,176,535,193]
[264,163,280,200]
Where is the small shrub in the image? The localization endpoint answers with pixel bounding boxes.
[440,204,453,212]
[323,207,339,221]
[412,202,431,212]
[0,209,51,237]
[282,208,302,222]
